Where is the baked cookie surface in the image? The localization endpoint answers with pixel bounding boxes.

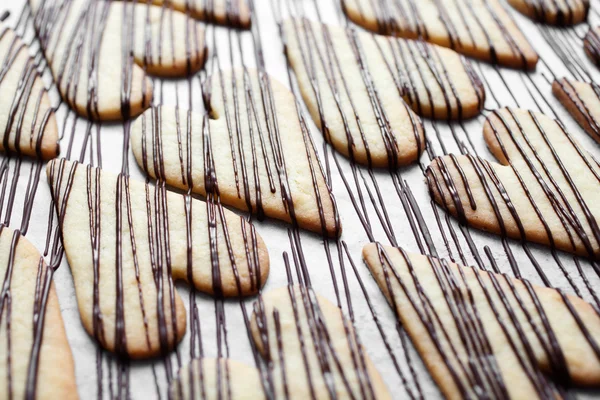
[29,0,206,121]
[584,27,600,66]
[553,78,600,143]
[507,0,589,25]
[342,0,539,69]
[131,70,340,237]
[142,0,250,28]
[47,159,269,358]
[363,243,600,399]
[427,107,600,258]
[0,225,77,400]
[169,358,265,400]
[0,26,58,159]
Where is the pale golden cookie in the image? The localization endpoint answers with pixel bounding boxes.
[130,70,340,237]
[426,107,600,258]
[284,19,485,167]
[0,26,58,159]
[46,159,269,358]
[0,225,77,399]
[553,78,600,143]
[169,358,265,400]
[30,0,206,121]
[342,0,539,69]
[250,285,391,399]
[584,27,600,66]
[363,243,600,399]
[508,0,589,25]
[143,0,250,28]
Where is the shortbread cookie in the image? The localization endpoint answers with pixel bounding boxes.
[250,285,391,399]
[508,0,589,25]
[284,20,483,167]
[30,0,205,121]
[169,358,265,400]
[342,0,539,69]
[426,107,600,258]
[130,70,340,237]
[0,26,58,159]
[553,78,600,143]
[362,244,600,399]
[286,19,485,122]
[584,27,600,66]
[285,18,426,168]
[0,225,77,399]
[144,0,250,28]
[47,159,269,358]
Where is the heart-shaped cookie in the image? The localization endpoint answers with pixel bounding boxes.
[342,0,538,69]
[130,69,340,237]
[47,158,269,358]
[249,285,391,399]
[507,0,589,25]
[284,18,485,167]
[427,107,600,259]
[363,243,600,399]
[30,0,206,120]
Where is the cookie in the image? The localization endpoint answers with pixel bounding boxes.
[284,19,425,168]
[169,358,265,400]
[584,27,600,66]
[46,158,269,358]
[30,0,206,121]
[130,70,340,237]
[552,78,600,143]
[284,19,484,167]
[342,0,539,69]
[0,225,77,399]
[426,107,600,258]
[144,0,250,28]
[507,0,589,25]
[0,26,58,159]
[362,243,600,398]
[249,285,391,399]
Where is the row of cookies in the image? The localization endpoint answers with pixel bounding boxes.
[3,0,600,399]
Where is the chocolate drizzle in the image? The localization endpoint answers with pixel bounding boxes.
[2,0,600,398]
[552,78,600,143]
[584,27,600,66]
[30,0,205,121]
[427,108,600,259]
[512,0,589,25]
[341,0,537,69]
[365,244,600,398]
[0,23,57,159]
